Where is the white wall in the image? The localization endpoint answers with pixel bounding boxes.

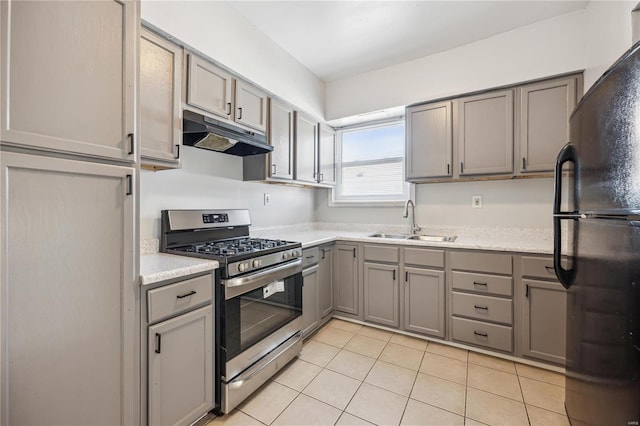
[141,147,315,239]
[141,1,324,119]
[315,179,554,229]
[325,10,586,121]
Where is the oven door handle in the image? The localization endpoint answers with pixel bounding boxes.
[223,258,303,300]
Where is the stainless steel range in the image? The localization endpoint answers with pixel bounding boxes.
[160,209,303,414]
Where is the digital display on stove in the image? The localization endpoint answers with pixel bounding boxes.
[202,213,229,224]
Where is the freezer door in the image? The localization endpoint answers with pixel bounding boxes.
[570,41,640,214]
[564,218,640,426]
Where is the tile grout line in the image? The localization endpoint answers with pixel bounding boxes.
[398,346,427,425]
[464,349,469,421]
[516,371,532,426]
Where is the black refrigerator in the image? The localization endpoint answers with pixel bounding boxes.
[554,41,640,426]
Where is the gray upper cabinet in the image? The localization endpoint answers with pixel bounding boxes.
[234,79,268,132]
[269,98,295,181]
[294,111,318,184]
[1,151,137,425]
[404,267,446,338]
[517,75,579,174]
[186,54,234,119]
[148,305,213,426]
[318,246,335,319]
[318,124,337,186]
[406,101,453,180]
[458,90,514,176]
[0,0,137,162]
[140,28,183,168]
[364,262,399,328]
[186,54,268,133]
[334,244,359,316]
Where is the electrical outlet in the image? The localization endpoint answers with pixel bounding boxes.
[264,193,271,206]
[472,195,482,208]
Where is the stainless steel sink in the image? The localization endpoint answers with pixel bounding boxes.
[368,233,412,239]
[408,235,457,242]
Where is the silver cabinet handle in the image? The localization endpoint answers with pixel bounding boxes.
[226,102,232,115]
[238,107,243,120]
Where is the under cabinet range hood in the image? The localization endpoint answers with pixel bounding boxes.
[182,110,272,156]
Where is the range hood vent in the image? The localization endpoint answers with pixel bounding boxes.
[183,110,272,156]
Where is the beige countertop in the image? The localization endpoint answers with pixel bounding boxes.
[140,253,219,286]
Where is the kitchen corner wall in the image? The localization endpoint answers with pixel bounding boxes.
[314,179,553,229]
[140,147,315,239]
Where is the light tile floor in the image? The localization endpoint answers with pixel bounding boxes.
[209,320,569,426]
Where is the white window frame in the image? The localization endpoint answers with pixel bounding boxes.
[330,118,411,207]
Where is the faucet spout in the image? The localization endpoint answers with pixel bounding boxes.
[403,199,420,234]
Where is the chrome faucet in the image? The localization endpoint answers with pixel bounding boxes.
[403,199,421,235]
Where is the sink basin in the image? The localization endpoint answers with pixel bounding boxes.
[368,233,412,239]
[408,235,457,242]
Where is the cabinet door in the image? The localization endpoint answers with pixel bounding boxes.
[521,279,567,364]
[148,305,213,426]
[334,244,359,315]
[302,266,320,337]
[404,267,446,338]
[458,90,514,175]
[406,101,452,179]
[140,29,182,167]
[268,98,294,180]
[518,76,577,173]
[187,54,233,119]
[234,80,268,132]
[0,0,137,162]
[364,263,399,327]
[0,151,137,425]
[318,124,336,186]
[294,112,318,184]
[318,246,335,318]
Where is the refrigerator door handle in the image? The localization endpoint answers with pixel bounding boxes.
[553,143,577,289]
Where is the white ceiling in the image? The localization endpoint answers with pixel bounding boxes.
[228,1,589,83]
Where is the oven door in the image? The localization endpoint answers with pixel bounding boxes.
[220,258,303,380]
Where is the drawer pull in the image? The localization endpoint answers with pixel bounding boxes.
[474,305,489,311]
[176,290,197,299]
[155,333,162,354]
[474,331,488,337]
[473,281,488,287]
[305,255,315,259]
[544,265,554,273]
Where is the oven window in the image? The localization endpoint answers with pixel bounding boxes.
[224,273,302,360]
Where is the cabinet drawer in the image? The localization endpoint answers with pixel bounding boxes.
[450,251,512,274]
[452,317,513,352]
[451,271,512,296]
[364,245,399,263]
[403,248,444,268]
[303,247,320,268]
[520,256,556,279]
[452,292,512,324]
[148,274,213,323]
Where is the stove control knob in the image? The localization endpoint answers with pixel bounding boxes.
[292,250,300,257]
[252,259,261,268]
[238,263,247,272]
[283,252,290,259]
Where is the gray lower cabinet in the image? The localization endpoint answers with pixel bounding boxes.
[302,265,320,336]
[364,263,399,328]
[334,244,359,316]
[0,151,137,425]
[458,90,514,176]
[318,246,335,318]
[404,267,446,338]
[148,305,213,426]
[406,101,453,180]
[519,255,567,364]
[140,27,183,168]
[0,0,137,162]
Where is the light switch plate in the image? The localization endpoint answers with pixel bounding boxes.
[472,195,482,208]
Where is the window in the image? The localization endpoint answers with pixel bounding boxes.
[332,120,409,204]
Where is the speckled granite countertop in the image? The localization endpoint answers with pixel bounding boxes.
[251,223,554,254]
[140,253,218,286]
